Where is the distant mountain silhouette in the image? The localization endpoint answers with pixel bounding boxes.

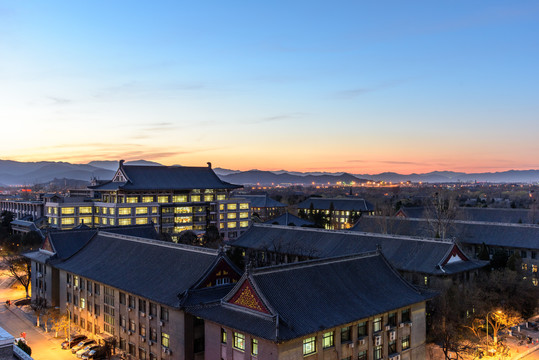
[0,159,537,186]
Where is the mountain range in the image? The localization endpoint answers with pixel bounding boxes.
[0,159,537,186]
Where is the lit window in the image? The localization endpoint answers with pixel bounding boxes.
[101,218,107,225]
[322,331,334,348]
[118,208,131,215]
[142,196,154,203]
[239,203,249,210]
[175,216,191,224]
[136,207,148,215]
[303,337,316,355]
[79,207,93,214]
[204,195,214,201]
[173,195,187,203]
[79,217,92,225]
[227,213,237,219]
[233,332,245,351]
[522,263,528,271]
[61,218,75,225]
[126,196,138,203]
[174,207,192,214]
[239,212,249,219]
[161,332,170,348]
[402,335,410,350]
[80,297,86,309]
[217,194,226,201]
[227,204,237,210]
[251,339,258,356]
[61,207,75,215]
[358,350,367,360]
[118,218,132,225]
[228,222,237,228]
[158,196,168,203]
[136,218,148,225]
[191,195,201,202]
[240,221,249,228]
[109,219,115,226]
[219,204,225,211]
[532,265,538,273]
[219,223,225,229]
[373,317,382,332]
[374,345,382,360]
[174,225,192,233]
[221,328,227,344]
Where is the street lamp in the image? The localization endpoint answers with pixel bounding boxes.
[486,310,502,356]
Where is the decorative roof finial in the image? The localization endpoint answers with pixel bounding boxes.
[119,159,125,168]
[207,162,212,169]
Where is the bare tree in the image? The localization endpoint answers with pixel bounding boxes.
[5,254,31,298]
[424,191,459,239]
[30,297,48,328]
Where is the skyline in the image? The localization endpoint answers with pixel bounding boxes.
[1,1,539,173]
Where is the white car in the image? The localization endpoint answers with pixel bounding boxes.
[76,344,100,358]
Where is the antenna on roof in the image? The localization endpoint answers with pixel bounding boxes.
[207,162,212,169]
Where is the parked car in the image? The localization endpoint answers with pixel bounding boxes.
[82,346,107,360]
[71,339,96,354]
[61,335,87,349]
[76,344,100,358]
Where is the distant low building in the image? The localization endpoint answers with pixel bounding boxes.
[296,197,374,229]
[395,206,539,224]
[235,194,287,222]
[264,212,314,227]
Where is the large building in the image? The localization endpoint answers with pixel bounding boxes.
[352,215,539,285]
[235,194,287,221]
[44,161,252,241]
[231,224,486,289]
[26,226,430,360]
[296,197,374,229]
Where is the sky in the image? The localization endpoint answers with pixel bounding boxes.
[1,1,538,174]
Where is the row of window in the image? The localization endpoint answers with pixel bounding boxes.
[119,337,167,360]
[304,335,410,358]
[103,194,227,204]
[221,329,258,356]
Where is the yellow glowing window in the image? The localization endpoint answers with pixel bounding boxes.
[175,216,191,224]
[53,218,58,224]
[174,207,192,214]
[532,265,537,273]
[191,195,201,202]
[219,214,224,220]
[118,218,132,225]
[173,195,187,203]
[239,212,249,219]
[136,207,148,215]
[101,218,107,225]
[219,204,224,211]
[239,203,249,210]
[227,204,237,210]
[227,213,237,219]
[142,196,154,203]
[217,194,226,201]
[61,218,75,225]
[158,196,169,203]
[240,221,249,228]
[79,217,92,225]
[93,217,99,224]
[54,208,58,214]
[61,207,75,215]
[152,217,158,224]
[219,223,225,229]
[79,207,92,214]
[109,208,115,215]
[118,208,131,215]
[126,196,138,203]
[109,219,115,226]
[204,195,214,202]
[228,222,237,228]
[151,207,158,214]
[136,218,148,225]
[174,225,192,233]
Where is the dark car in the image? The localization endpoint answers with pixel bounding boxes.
[61,335,87,349]
[71,339,96,353]
[82,346,107,360]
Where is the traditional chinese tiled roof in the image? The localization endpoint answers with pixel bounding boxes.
[187,252,432,341]
[396,206,538,224]
[352,216,539,250]
[231,224,486,275]
[264,213,314,227]
[236,195,286,208]
[89,163,240,191]
[296,197,374,211]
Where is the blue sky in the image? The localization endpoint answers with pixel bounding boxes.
[1,1,538,173]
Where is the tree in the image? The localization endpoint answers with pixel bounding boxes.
[506,252,522,272]
[477,243,490,261]
[51,313,70,338]
[5,254,31,298]
[30,297,48,328]
[16,340,31,356]
[424,191,459,239]
[177,230,199,246]
[21,231,43,249]
[202,225,222,249]
[490,249,508,270]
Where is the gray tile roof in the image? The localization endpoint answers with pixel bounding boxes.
[352,216,539,250]
[263,213,314,227]
[236,195,286,208]
[188,252,431,341]
[398,206,538,224]
[230,225,485,275]
[54,232,220,307]
[296,197,374,211]
[90,165,240,191]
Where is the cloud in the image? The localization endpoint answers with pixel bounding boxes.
[246,112,307,124]
[47,96,72,105]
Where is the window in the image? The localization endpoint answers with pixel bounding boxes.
[61,218,75,225]
[358,350,367,360]
[129,295,135,309]
[175,207,192,214]
[139,299,146,314]
[374,345,382,360]
[373,317,382,332]
[74,294,79,307]
[204,195,214,202]
[227,204,237,210]
[136,207,148,214]
[240,221,249,228]
[303,336,316,356]
[341,326,351,342]
[239,203,249,210]
[61,207,75,215]
[136,218,148,224]
[228,222,237,228]
[73,314,78,325]
[67,292,72,303]
[67,274,72,284]
[80,278,85,290]
[233,332,245,351]
[126,196,138,203]
[160,307,169,321]
[87,280,92,292]
[227,212,237,219]
[388,340,396,354]
[104,286,114,306]
[129,319,136,332]
[120,315,126,328]
[217,194,226,201]
[119,292,126,305]
[149,302,157,316]
[173,195,187,203]
[94,304,100,316]
[119,338,126,351]
[533,265,538,273]
[128,343,136,356]
[139,348,146,360]
[221,328,227,344]
[357,321,367,337]
[87,321,93,332]
[119,208,131,215]
[161,333,170,348]
[94,283,100,295]
[158,196,169,203]
[521,250,527,258]
[142,196,154,203]
[79,207,92,214]
[80,318,85,329]
[522,263,528,271]
[140,324,146,337]
[118,218,132,225]
[252,338,258,356]
[532,251,537,259]
[149,353,157,360]
[150,327,157,342]
[322,331,334,348]
[402,308,411,323]
[388,312,397,327]
[88,300,92,313]
[239,212,249,219]
[80,297,86,309]
[191,195,201,202]
[402,335,410,350]
[74,276,79,287]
